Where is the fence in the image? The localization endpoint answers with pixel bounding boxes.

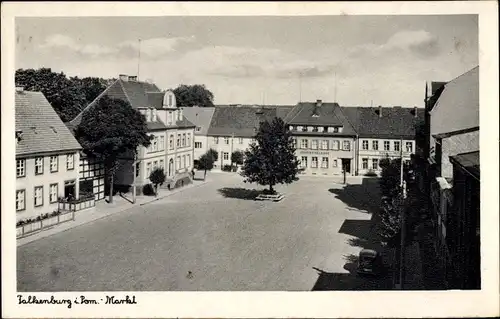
[16,211,75,238]
[58,194,96,212]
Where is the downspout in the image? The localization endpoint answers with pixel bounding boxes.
[355,134,359,176]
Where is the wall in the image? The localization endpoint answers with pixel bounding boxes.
[293,136,357,176]
[440,130,479,179]
[207,135,253,168]
[357,138,415,174]
[16,151,80,221]
[194,135,210,161]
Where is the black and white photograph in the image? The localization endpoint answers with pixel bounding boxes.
[2,2,499,318]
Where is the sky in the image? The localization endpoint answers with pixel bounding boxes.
[15,15,478,107]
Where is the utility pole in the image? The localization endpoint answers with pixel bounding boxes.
[334,71,338,103]
[399,136,406,289]
[299,73,302,102]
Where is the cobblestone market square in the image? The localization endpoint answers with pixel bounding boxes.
[17,173,391,291]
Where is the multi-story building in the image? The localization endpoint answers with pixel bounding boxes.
[70,74,195,194]
[206,105,280,169]
[422,66,480,289]
[343,105,423,175]
[284,100,358,176]
[182,106,216,161]
[15,88,82,221]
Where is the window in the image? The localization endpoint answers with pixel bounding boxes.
[332,159,338,167]
[342,140,351,151]
[372,158,379,170]
[300,156,308,168]
[321,157,329,168]
[289,126,294,131]
[34,186,43,207]
[153,160,158,170]
[362,140,369,150]
[152,109,157,121]
[136,162,140,178]
[35,157,44,175]
[16,189,25,211]
[292,138,297,149]
[176,156,181,170]
[297,126,303,131]
[318,127,324,133]
[152,137,158,152]
[406,141,413,153]
[146,109,151,122]
[372,140,379,151]
[384,141,390,151]
[238,138,244,144]
[302,126,308,132]
[308,126,314,132]
[16,159,26,177]
[183,155,186,168]
[300,139,308,149]
[187,154,191,167]
[331,140,340,150]
[321,140,328,150]
[214,137,219,144]
[50,156,58,172]
[311,140,318,149]
[159,136,165,151]
[362,158,369,169]
[312,126,318,132]
[223,152,229,160]
[195,142,202,149]
[224,137,230,145]
[333,127,339,133]
[177,134,181,147]
[169,135,174,150]
[187,133,191,147]
[49,183,58,203]
[311,157,318,168]
[182,133,186,147]
[67,154,74,170]
[146,162,151,178]
[168,95,173,106]
[196,126,201,132]
[394,141,400,152]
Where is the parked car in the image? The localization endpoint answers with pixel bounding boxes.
[357,249,382,276]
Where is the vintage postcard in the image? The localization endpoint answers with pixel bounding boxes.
[2,1,499,318]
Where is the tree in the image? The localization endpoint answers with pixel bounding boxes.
[70,76,110,104]
[206,148,219,162]
[198,153,214,179]
[15,68,87,122]
[240,117,300,194]
[378,157,403,244]
[75,96,152,203]
[231,150,244,169]
[173,84,214,107]
[149,168,166,196]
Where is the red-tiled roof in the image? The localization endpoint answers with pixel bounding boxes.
[16,91,82,157]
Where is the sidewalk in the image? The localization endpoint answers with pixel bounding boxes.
[17,179,208,247]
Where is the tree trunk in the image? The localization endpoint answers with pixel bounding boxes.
[109,173,114,203]
[204,169,207,180]
[155,184,158,197]
[269,183,274,194]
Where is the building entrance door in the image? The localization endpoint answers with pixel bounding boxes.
[341,158,351,174]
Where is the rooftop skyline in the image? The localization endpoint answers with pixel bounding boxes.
[16,15,478,107]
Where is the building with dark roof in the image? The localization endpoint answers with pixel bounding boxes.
[15,88,82,221]
[182,107,216,161]
[70,74,196,194]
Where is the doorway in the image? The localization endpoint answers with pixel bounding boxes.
[341,158,351,174]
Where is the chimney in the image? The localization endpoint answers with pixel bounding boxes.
[378,105,382,118]
[414,106,418,118]
[129,76,138,82]
[15,86,24,93]
[316,99,322,107]
[119,74,129,82]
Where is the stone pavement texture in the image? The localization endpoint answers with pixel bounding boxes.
[18,173,392,291]
[17,179,208,247]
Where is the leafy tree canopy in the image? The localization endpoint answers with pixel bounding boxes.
[231,150,244,166]
[206,148,219,162]
[240,117,300,193]
[173,84,214,107]
[15,68,113,122]
[149,168,166,195]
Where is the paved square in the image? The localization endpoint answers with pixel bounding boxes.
[17,173,389,291]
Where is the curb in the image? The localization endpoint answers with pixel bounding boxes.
[17,180,208,247]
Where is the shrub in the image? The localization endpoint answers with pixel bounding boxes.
[222,165,232,172]
[16,210,62,227]
[364,169,378,177]
[142,183,156,196]
[149,168,166,196]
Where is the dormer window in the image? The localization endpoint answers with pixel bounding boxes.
[289,126,294,131]
[152,109,157,122]
[333,127,339,133]
[312,127,318,132]
[297,126,303,131]
[301,126,307,132]
[146,109,151,122]
[307,126,314,132]
[327,127,334,133]
[318,127,324,133]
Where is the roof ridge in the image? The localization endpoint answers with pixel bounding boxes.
[446,65,479,86]
[118,79,134,107]
[338,106,359,135]
[69,79,120,125]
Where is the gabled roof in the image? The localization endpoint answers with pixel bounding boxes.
[69,78,193,131]
[450,151,480,180]
[284,102,358,136]
[16,90,82,157]
[207,106,277,137]
[182,107,216,135]
[344,106,424,139]
[430,66,479,135]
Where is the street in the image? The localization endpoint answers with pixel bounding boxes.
[18,173,391,291]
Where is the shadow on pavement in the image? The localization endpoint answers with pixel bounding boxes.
[217,187,263,200]
[328,177,381,215]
